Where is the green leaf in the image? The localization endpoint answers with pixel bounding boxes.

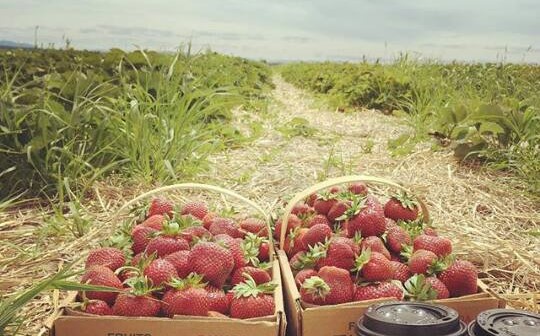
[478,121,505,135]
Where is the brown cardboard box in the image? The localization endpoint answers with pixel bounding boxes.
[279,250,505,336]
[47,260,286,336]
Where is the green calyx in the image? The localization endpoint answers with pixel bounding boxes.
[301,276,330,299]
[241,233,265,267]
[317,191,337,201]
[428,255,454,275]
[404,274,437,301]
[231,274,277,298]
[352,248,372,273]
[393,191,419,210]
[168,272,207,290]
[292,243,327,270]
[336,195,366,221]
[124,275,161,296]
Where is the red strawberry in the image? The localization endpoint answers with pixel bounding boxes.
[163,250,191,278]
[202,212,217,230]
[408,249,441,275]
[231,266,272,286]
[386,226,411,254]
[300,276,329,305]
[426,277,450,299]
[188,242,234,288]
[327,201,350,222]
[347,195,386,238]
[333,236,361,256]
[239,218,268,237]
[306,193,318,207]
[83,300,113,315]
[143,258,178,287]
[290,251,308,271]
[306,214,331,228]
[243,233,271,263]
[113,293,160,316]
[85,247,126,272]
[353,250,393,282]
[303,224,332,248]
[147,197,174,218]
[348,183,368,195]
[423,227,438,236]
[360,236,391,260]
[162,286,209,317]
[384,193,419,221]
[390,253,402,262]
[438,260,478,297]
[312,266,354,304]
[209,218,243,238]
[274,214,301,240]
[313,196,338,216]
[181,225,211,243]
[146,236,189,257]
[291,203,313,216]
[142,214,166,230]
[294,269,318,288]
[316,239,355,271]
[131,225,157,254]
[390,261,411,283]
[206,286,229,314]
[329,186,341,193]
[181,201,208,220]
[413,234,452,257]
[283,228,308,257]
[259,241,270,262]
[228,238,249,270]
[353,282,403,301]
[230,275,276,319]
[80,266,122,305]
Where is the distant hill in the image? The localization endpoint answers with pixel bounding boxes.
[0,40,34,49]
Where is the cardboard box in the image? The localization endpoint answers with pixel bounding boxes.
[47,260,286,336]
[278,250,505,336]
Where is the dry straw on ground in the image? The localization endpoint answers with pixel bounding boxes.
[0,76,538,335]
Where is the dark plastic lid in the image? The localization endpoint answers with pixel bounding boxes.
[356,301,468,336]
[468,309,540,336]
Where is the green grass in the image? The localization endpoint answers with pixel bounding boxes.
[278,57,540,192]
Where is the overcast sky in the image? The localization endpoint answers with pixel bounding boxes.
[1,0,539,62]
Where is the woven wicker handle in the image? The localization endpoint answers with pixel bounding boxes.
[114,183,274,259]
[279,175,429,247]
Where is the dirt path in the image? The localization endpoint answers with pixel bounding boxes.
[203,75,540,308]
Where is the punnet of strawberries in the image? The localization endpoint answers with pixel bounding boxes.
[277,182,479,306]
[77,197,277,319]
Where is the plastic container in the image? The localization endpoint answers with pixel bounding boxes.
[355,301,468,336]
[467,308,540,336]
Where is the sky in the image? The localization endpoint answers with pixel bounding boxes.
[1,0,539,62]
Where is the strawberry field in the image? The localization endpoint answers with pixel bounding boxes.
[0,48,539,336]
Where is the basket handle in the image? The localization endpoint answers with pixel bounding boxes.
[279,175,429,247]
[113,183,274,259]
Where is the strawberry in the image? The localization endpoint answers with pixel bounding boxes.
[181,225,211,244]
[209,218,243,238]
[347,195,386,238]
[294,269,318,288]
[147,197,174,218]
[316,239,355,271]
[113,294,160,317]
[390,253,402,262]
[360,236,391,260]
[390,261,411,283]
[230,275,276,319]
[413,234,452,257]
[274,214,301,240]
[300,276,329,305]
[329,186,341,193]
[206,286,229,314]
[143,258,178,287]
[384,192,419,221]
[438,260,478,297]
[333,236,361,255]
[243,233,270,263]
[131,225,157,254]
[386,226,411,254]
[146,236,189,257]
[283,227,308,257]
[259,241,270,262]
[80,265,122,305]
[423,227,438,236]
[313,195,338,216]
[306,214,331,228]
[142,214,166,230]
[163,250,191,278]
[291,203,313,216]
[426,277,450,299]
[83,300,113,315]
[327,200,350,222]
[302,224,332,248]
[353,282,403,301]
[353,250,393,282]
[239,217,268,237]
[202,212,217,230]
[308,266,354,305]
[408,249,442,275]
[404,274,449,300]
[231,266,271,286]
[188,242,234,288]
[348,182,368,195]
[162,274,209,317]
[85,247,126,272]
[228,238,249,270]
[181,201,208,220]
[306,193,318,207]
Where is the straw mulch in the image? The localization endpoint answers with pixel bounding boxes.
[0,75,538,335]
